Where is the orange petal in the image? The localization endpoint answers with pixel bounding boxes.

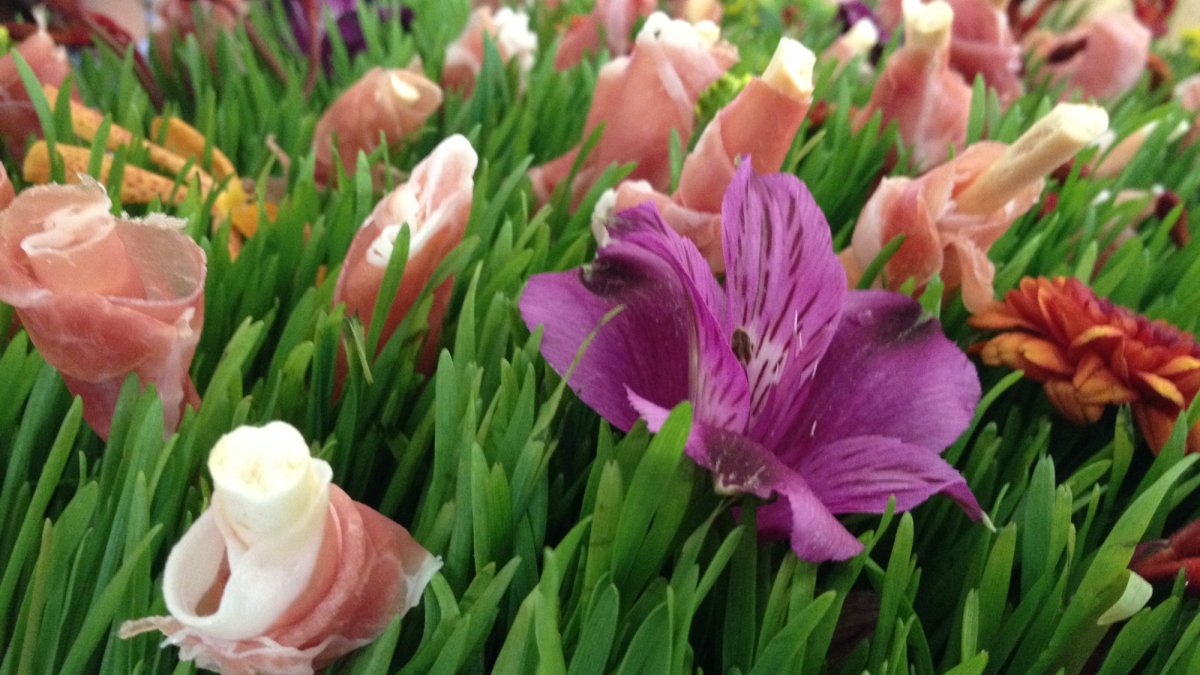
[1158,355,1200,377]
[1070,324,1125,350]
[1045,380,1104,424]
[1136,371,1186,408]
[1073,353,1137,404]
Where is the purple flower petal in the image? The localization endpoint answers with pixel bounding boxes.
[721,162,846,448]
[695,425,864,561]
[782,290,981,456]
[520,204,748,434]
[794,435,982,517]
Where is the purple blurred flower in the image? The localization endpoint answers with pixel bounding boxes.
[520,162,982,561]
[287,0,414,71]
[840,0,888,46]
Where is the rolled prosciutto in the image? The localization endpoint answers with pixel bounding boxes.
[311,67,443,184]
[0,25,72,156]
[120,422,440,675]
[333,134,477,372]
[0,180,205,439]
[944,0,1022,103]
[1026,12,1151,102]
[603,37,815,271]
[856,0,972,171]
[443,6,538,96]
[553,0,657,70]
[530,12,737,205]
[844,103,1108,313]
[0,163,13,209]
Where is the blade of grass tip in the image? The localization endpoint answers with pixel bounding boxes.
[856,234,906,290]
[0,397,82,639]
[869,512,915,671]
[567,582,620,675]
[13,53,63,180]
[60,526,162,674]
[668,128,684,194]
[723,501,758,674]
[366,223,412,356]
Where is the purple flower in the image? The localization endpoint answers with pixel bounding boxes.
[520,162,983,561]
[287,0,414,71]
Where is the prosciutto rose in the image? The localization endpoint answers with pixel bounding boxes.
[844,103,1108,313]
[0,24,72,155]
[0,180,205,439]
[554,0,657,70]
[603,37,815,271]
[1026,12,1151,102]
[333,134,478,374]
[0,163,13,209]
[311,67,443,184]
[856,0,972,171]
[442,6,538,96]
[120,422,440,675]
[530,12,737,205]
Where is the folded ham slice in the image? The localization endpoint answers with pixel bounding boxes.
[120,422,439,675]
[333,134,477,375]
[152,0,247,69]
[530,12,737,205]
[0,26,72,156]
[823,18,880,78]
[443,6,538,96]
[604,37,814,271]
[944,0,1022,103]
[0,163,13,210]
[856,0,972,171]
[1026,12,1151,101]
[0,180,205,439]
[554,0,657,70]
[311,67,443,184]
[845,103,1108,313]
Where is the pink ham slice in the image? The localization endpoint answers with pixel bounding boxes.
[1026,13,1150,101]
[554,0,658,70]
[0,181,206,439]
[609,44,811,271]
[442,7,536,96]
[855,7,971,171]
[333,134,477,377]
[944,0,1022,103]
[120,486,439,675]
[0,28,72,156]
[1177,75,1200,145]
[531,14,737,205]
[845,142,1041,313]
[0,163,13,209]
[311,67,443,185]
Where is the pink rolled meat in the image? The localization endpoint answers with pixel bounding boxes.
[0,26,72,156]
[0,180,206,439]
[554,0,657,70]
[606,37,814,271]
[855,0,972,171]
[1026,13,1151,102]
[120,422,439,675]
[311,67,443,184]
[333,134,477,375]
[530,12,737,205]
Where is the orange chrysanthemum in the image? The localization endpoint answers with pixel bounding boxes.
[969,276,1200,453]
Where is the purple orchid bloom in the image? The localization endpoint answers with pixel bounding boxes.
[286,0,414,71]
[520,162,983,561]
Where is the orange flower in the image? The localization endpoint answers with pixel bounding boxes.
[969,276,1200,453]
